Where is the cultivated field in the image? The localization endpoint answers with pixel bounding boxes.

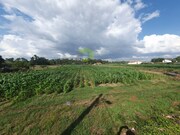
[0,66,154,101]
[0,65,179,135]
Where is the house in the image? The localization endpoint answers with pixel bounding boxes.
[162,59,172,63]
[128,61,142,65]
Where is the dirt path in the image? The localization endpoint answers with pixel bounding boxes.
[138,69,164,75]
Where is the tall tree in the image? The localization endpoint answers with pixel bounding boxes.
[30,55,50,65]
[0,55,5,67]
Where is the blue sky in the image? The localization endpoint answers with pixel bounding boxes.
[0,0,179,60]
[139,0,180,38]
[0,4,9,35]
[0,4,33,35]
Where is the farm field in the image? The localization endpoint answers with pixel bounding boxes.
[0,65,180,135]
[103,64,180,74]
[0,65,154,102]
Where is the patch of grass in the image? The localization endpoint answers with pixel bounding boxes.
[0,76,179,134]
[136,105,180,135]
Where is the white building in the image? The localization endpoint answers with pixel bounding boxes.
[128,61,142,65]
[162,59,172,63]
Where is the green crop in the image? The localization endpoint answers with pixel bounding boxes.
[0,65,155,101]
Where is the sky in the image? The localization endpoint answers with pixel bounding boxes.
[0,0,180,61]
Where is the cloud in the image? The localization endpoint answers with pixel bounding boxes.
[0,35,38,58]
[0,34,58,58]
[2,14,16,21]
[0,0,177,60]
[57,52,78,59]
[96,47,109,56]
[134,0,146,11]
[142,10,160,23]
[0,0,143,59]
[137,34,180,57]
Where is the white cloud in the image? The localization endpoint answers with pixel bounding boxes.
[142,10,160,23]
[138,34,180,54]
[1,0,177,60]
[0,0,143,59]
[57,52,78,59]
[134,0,146,11]
[0,35,37,58]
[2,14,16,21]
[0,34,58,58]
[126,0,133,5]
[96,47,109,56]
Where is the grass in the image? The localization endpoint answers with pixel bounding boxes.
[0,75,179,135]
[102,63,180,73]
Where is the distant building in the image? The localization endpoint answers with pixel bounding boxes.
[162,59,172,63]
[93,62,102,65]
[128,61,142,65]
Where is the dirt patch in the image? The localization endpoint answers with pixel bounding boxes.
[23,123,35,133]
[173,75,180,80]
[150,79,167,84]
[135,112,147,120]
[98,83,123,87]
[129,96,144,103]
[129,96,138,102]
[109,89,126,94]
[74,99,91,106]
[90,127,105,135]
[139,70,163,75]
[172,101,180,107]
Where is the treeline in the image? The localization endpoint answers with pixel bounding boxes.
[151,56,180,63]
[0,55,108,72]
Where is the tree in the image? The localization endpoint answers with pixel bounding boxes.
[175,56,180,62]
[5,58,14,62]
[151,58,164,63]
[30,55,50,65]
[0,55,5,67]
[13,58,30,69]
